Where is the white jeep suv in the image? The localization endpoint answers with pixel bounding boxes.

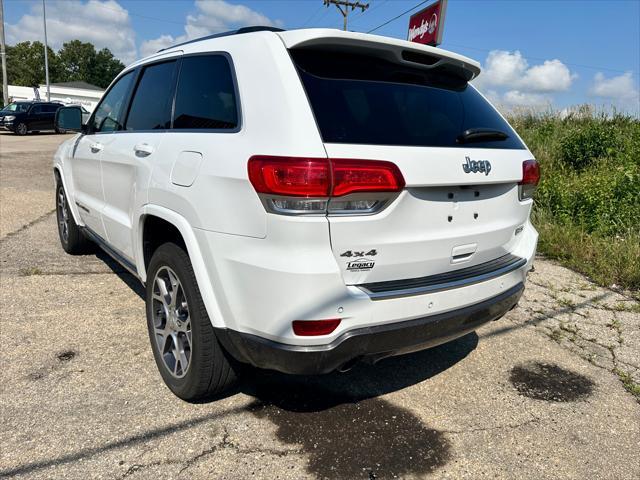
[53,27,539,401]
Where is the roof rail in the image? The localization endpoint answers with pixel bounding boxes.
[157,26,285,53]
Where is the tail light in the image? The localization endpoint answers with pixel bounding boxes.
[518,159,540,201]
[292,319,341,336]
[247,157,330,197]
[248,156,405,215]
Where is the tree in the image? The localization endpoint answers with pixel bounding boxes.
[58,41,125,88]
[58,40,96,84]
[6,41,62,87]
[6,40,124,90]
[89,48,126,89]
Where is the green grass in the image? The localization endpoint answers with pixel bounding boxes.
[533,211,640,295]
[614,369,640,401]
[509,109,640,294]
[19,266,43,276]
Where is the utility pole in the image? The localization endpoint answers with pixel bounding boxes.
[0,0,8,106]
[42,0,50,101]
[323,0,369,31]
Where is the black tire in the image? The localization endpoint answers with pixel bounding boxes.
[55,179,93,254]
[146,242,238,401]
[15,122,28,135]
[55,126,65,134]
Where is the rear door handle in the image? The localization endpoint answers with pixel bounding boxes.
[134,143,154,157]
[90,142,103,153]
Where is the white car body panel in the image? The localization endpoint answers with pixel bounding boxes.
[323,144,535,284]
[68,133,108,237]
[100,131,160,260]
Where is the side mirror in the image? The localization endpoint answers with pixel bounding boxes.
[55,106,84,133]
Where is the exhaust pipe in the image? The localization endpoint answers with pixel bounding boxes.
[337,358,360,373]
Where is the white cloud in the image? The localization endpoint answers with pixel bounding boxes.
[521,59,575,93]
[140,0,282,59]
[589,72,639,101]
[474,50,576,93]
[472,50,576,111]
[502,90,551,107]
[480,88,551,114]
[6,0,137,64]
[475,50,528,89]
[186,0,279,38]
[139,35,176,58]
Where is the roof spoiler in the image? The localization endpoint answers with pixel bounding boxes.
[278,29,481,82]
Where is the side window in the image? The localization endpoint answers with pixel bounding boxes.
[92,71,134,133]
[44,104,60,113]
[173,55,238,130]
[125,61,177,131]
[31,105,43,115]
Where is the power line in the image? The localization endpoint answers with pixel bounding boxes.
[324,0,369,31]
[350,0,388,25]
[23,0,634,76]
[300,3,325,27]
[315,5,334,25]
[367,0,429,33]
[363,1,630,74]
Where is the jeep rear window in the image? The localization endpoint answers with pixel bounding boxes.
[291,50,525,149]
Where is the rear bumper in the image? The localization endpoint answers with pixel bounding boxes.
[216,282,524,374]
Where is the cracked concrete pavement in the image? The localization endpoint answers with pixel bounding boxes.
[1,132,639,479]
[517,265,640,389]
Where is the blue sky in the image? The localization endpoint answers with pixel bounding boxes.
[4,0,640,113]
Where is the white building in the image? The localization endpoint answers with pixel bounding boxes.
[7,81,105,112]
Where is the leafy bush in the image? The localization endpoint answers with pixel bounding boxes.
[510,109,640,292]
[536,158,640,236]
[557,122,621,170]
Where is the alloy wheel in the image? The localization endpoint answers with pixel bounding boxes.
[57,186,69,243]
[151,266,192,378]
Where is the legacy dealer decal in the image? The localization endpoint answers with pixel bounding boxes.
[347,258,376,272]
[341,249,377,272]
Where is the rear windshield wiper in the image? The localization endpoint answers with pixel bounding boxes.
[457,128,509,144]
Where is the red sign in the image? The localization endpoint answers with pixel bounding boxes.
[408,0,448,46]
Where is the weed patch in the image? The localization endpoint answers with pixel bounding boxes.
[510,111,640,293]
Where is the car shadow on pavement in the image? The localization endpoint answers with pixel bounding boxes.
[239,333,478,479]
[2,251,476,480]
[94,248,146,298]
[92,248,477,478]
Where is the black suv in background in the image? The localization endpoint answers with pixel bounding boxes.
[0,101,64,135]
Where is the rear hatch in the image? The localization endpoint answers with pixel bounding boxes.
[286,32,534,286]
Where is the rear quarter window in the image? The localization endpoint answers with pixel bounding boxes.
[172,54,238,130]
[292,50,525,149]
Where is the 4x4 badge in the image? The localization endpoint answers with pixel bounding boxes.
[340,249,377,257]
[462,156,491,176]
